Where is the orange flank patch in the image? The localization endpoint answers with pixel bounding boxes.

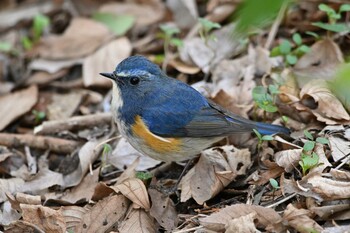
[132,115,181,153]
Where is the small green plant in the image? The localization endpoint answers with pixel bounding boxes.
[312,3,350,33]
[32,110,46,123]
[100,143,112,175]
[269,178,280,189]
[21,13,50,50]
[299,130,328,175]
[198,18,221,45]
[158,24,183,71]
[252,85,279,113]
[253,129,274,149]
[135,171,153,181]
[270,33,310,66]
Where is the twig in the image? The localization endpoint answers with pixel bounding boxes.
[264,1,289,50]
[264,193,297,208]
[34,112,112,135]
[0,133,81,154]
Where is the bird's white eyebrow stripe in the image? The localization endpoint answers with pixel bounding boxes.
[116,70,151,77]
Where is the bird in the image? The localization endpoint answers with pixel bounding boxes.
[100,55,290,162]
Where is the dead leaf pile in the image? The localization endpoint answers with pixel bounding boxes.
[1,0,350,232]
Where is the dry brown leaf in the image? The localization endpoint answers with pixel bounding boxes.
[330,169,350,181]
[62,140,102,188]
[310,203,350,220]
[38,18,113,60]
[25,70,68,85]
[274,148,302,173]
[282,173,350,201]
[328,135,350,162]
[293,39,344,87]
[99,1,165,28]
[180,23,244,73]
[199,204,284,232]
[53,168,100,204]
[110,138,161,171]
[21,204,66,233]
[309,143,331,174]
[83,37,132,87]
[180,146,240,204]
[300,80,350,124]
[167,0,198,29]
[0,85,38,131]
[149,188,177,231]
[0,178,25,202]
[225,212,261,233]
[47,92,84,120]
[116,157,139,185]
[168,58,201,74]
[112,178,150,210]
[15,193,41,205]
[323,226,350,233]
[283,204,323,233]
[61,205,87,231]
[119,208,157,233]
[0,201,21,226]
[29,58,83,74]
[75,195,129,233]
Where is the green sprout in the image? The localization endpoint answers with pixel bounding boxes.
[270,33,310,66]
[32,110,46,123]
[198,18,221,45]
[252,85,279,113]
[93,12,134,36]
[135,171,153,181]
[269,178,280,190]
[158,24,183,72]
[100,143,112,175]
[312,3,350,33]
[22,13,50,50]
[253,128,274,150]
[299,130,328,176]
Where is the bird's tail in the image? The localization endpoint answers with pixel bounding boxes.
[255,122,290,135]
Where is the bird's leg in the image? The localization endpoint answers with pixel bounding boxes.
[168,158,194,195]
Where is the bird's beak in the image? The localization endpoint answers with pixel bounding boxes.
[99,72,114,80]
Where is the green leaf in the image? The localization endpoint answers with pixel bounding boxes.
[21,36,33,50]
[270,46,281,57]
[262,135,274,141]
[252,86,278,113]
[103,143,112,155]
[269,178,280,189]
[305,31,320,39]
[304,130,314,140]
[0,41,12,53]
[33,14,50,41]
[198,18,221,31]
[292,33,302,45]
[170,38,183,48]
[253,129,262,140]
[340,4,350,13]
[235,0,289,33]
[316,137,329,145]
[298,44,310,53]
[93,13,135,36]
[136,171,153,180]
[159,24,180,37]
[282,115,289,123]
[329,63,350,112]
[318,4,334,14]
[286,54,297,65]
[300,152,319,175]
[279,40,292,54]
[268,84,279,95]
[312,22,350,33]
[303,141,315,152]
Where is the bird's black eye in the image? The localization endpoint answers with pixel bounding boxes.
[130,77,140,85]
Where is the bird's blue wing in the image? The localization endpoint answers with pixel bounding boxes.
[141,81,255,137]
